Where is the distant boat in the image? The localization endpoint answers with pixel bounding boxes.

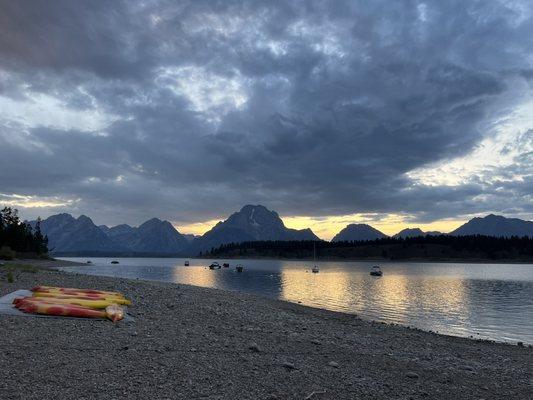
[370,266,383,276]
[311,242,319,273]
[235,264,244,273]
[223,263,230,268]
[110,260,119,264]
[209,262,221,270]
[184,261,190,266]
[86,260,93,264]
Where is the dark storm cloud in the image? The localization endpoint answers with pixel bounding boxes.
[0,0,532,227]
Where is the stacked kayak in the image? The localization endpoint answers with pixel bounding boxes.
[12,285,131,322]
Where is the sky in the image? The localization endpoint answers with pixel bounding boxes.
[0,0,532,240]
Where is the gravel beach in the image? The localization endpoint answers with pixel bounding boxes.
[0,265,531,399]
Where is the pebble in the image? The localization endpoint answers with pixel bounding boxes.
[282,361,296,370]
[405,371,419,379]
[249,343,262,353]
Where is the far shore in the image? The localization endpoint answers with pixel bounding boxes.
[46,254,533,265]
[0,259,531,399]
[4,258,87,269]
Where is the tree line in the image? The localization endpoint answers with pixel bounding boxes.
[0,207,48,257]
[204,234,533,261]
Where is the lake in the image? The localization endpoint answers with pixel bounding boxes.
[58,257,533,344]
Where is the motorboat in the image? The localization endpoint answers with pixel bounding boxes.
[184,261,190,266]
[110,260,119,264]
[209,262,221,270]
[370,266,383,276]
[223,263,230,268]
[235,264,244,273]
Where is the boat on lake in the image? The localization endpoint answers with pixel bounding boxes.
[235,264,244,273]
[209,262,221,270]
[370,266,382,276]
[110,260,119,264]
[223,263,230,268]
[86,260,93,264]
[184,261,189,266]
[311,243,319,273]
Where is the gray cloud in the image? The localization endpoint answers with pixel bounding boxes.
[0,0,532,228]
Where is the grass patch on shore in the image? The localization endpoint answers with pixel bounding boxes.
[0,263,39,283]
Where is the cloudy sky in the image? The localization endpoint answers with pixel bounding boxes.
[1,0,532,239]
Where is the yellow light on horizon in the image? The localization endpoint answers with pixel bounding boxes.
[177,212,466,240]
[174,218,221,236]
[282,214,466,240]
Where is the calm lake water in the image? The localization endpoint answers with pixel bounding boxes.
[58,257,533,344]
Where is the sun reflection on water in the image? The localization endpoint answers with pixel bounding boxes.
[280,269,469,329]
[171,265,217,288]
[280,269,354,310]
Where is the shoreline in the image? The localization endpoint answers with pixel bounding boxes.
[15,257,533,345]
[58,266,529,348]
[52,255,533,265]
[195,255,533,265]
[1,261,531,399]
[5,258,87,269]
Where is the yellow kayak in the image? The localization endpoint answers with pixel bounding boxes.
[32,285,125,298]
[32,291,132,306]
[28,295,124,309]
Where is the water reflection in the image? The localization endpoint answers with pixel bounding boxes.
[172,266,216,288]
[280,269,354,312]
[59,257,533,344]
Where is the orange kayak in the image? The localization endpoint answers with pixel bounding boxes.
[14,297,124,322]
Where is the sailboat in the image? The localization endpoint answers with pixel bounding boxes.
[311,243,319,273]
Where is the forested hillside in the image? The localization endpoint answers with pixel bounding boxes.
[205,235,533,262]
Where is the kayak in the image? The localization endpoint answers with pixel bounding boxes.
[32,291,131,305]
[40,291,126,300]
[32,285,124,298]
[16,285,131,322]
[27,296,122,309]
[14,297,124,322]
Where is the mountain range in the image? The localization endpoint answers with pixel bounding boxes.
[31,205,319,256]
[331,224,387,242]
[29,208,533,256]
[393,228,442,239]
[99,218,190,254]
[186,205,319,255]
[449,214,533,238]
[30,214,124,253]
